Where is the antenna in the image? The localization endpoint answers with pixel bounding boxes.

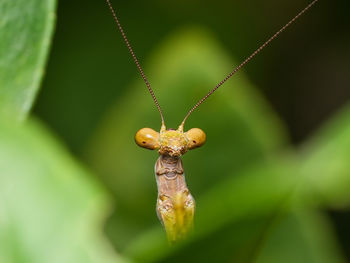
[106,0,165,125]
[180,0,319,128]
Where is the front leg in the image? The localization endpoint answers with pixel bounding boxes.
[155,157,170,176]
[155,155,184,178]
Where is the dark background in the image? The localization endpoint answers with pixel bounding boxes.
[33,0,350,258]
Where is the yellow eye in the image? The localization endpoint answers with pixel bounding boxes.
[185,128,206,150]
[135,128,160,150]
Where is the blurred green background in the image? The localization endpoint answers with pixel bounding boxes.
[1,0,350,262]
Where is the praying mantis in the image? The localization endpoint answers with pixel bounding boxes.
[105,0,319,242]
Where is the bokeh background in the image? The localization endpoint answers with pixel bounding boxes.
[35,0,350,257]
[35,0,350,149]
[2,0,350,262]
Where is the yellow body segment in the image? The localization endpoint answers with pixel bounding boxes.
[159,129,188,157]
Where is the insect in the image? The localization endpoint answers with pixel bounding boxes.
[106,0,319,242]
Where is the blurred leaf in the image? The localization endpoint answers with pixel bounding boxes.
[255,210,345,263]
[300,104,350,208]
[125,161,345,263]
[125,159,297,262]
[0,118,129,263]
[0,0,56,120]
[85,27,288,249]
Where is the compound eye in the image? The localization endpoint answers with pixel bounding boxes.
[185,128,206,150]
[135,128,160,150]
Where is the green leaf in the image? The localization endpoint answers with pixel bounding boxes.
[255,210,346,263]
[0,0,56,120]
[300,104,350,208]
[125,161,345,263]
[125,159,298,262]
[0,118,129,263]
[85,27,288,249]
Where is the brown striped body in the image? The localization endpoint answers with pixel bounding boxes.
[155,155,195,242]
